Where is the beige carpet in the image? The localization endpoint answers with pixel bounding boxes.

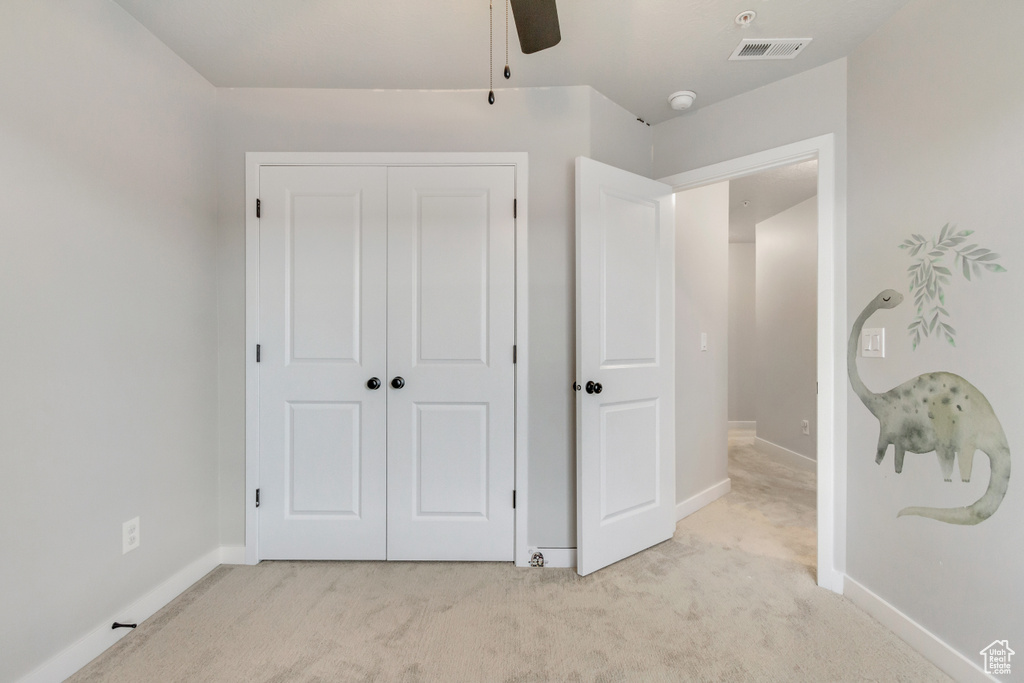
[70,436,950,682]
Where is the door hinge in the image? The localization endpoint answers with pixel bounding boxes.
[513,345,517,364]
[255,488,261,508]
[256,344,261,362]
[256,198,261,218]
[513,490,516,509]
[513,198,517,219]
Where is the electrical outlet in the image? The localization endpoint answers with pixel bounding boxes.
[122,517,140,554]
[801,420,810,435]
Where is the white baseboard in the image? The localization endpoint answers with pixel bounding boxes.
[528,547,577,568]
[676,478,731,521]
[817,567,845,594]
[728,421,756,431]
[18,546,224,683]
[754,437,816,472]
[218,545,247,565]
[844,577,996,683]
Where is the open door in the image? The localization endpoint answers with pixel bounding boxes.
[575,157,675,576]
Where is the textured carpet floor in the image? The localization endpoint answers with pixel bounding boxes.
[70,436,951,682]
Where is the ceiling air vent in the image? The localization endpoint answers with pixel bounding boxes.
[729,38,812,61]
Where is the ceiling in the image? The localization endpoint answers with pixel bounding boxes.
[728,160,818,243]
[111,0,910,124]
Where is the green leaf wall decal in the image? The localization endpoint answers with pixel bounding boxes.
[900,224,1006,350]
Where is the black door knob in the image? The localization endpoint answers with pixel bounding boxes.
[586,381,603,395]
[594,382,603,394]
[391,376,405,389]
[366,377,381,390]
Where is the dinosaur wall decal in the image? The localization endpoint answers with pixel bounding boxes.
[848,289,1011,524]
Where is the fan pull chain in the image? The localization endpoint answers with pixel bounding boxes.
[504,0,511,79]
[488,0,495,104]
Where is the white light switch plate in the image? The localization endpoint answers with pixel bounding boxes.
[862,328,884,358]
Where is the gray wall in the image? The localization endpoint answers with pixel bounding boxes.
[14,0,1022,675]
[653,59,848,179]
[589,88,654,178]
[654,1,1024,670]
[846,0,1024,665]
[0,1,219,680]
[728,243,756,423]
[754,198,817,459]
[214,87,653,550]
[675,183,731,503]
[653,55,847,567]
[655,58,846,511]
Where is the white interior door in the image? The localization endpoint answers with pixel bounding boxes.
[386,166,516,561]
[575,156,675,576]
[258,166,388,559]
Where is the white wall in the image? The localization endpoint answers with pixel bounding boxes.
[589,89,653,178]
[653,54,847,571]
[675,183,730,503]
[728,243,756,422]
[754,198,817,459]
[653,2,1024,673]
[846,0,1024,668]
[214,86,652,550]
[5,0,1016,677]
[0,2,219,681]
[653,60,848,180]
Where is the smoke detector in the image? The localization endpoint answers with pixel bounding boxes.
[735,11,756,27]
[668,90,697,111]
[729,38,812,60]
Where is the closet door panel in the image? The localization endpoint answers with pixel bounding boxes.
[386,166,516,561]
[258,165,388,560]
[416,194,489,363]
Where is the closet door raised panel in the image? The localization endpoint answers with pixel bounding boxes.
[386,166,516,561]
[258,166,388,560]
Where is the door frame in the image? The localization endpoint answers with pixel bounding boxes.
[243,152,529,566]
[658,134,846,594]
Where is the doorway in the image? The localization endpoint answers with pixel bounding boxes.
[727,160,819,574]
[729,160,819,469]
[660,135,845,592]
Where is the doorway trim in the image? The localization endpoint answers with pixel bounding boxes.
[243,152,529,566]
[658,134,845,593]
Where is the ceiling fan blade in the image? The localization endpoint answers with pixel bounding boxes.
[509,0,561,54]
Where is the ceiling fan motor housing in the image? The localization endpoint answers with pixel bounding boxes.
[510,0,561,54]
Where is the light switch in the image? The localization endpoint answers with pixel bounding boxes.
[700,332,708,352]
[862,327,884,358]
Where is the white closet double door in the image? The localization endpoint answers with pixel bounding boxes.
[257,165,516,561]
